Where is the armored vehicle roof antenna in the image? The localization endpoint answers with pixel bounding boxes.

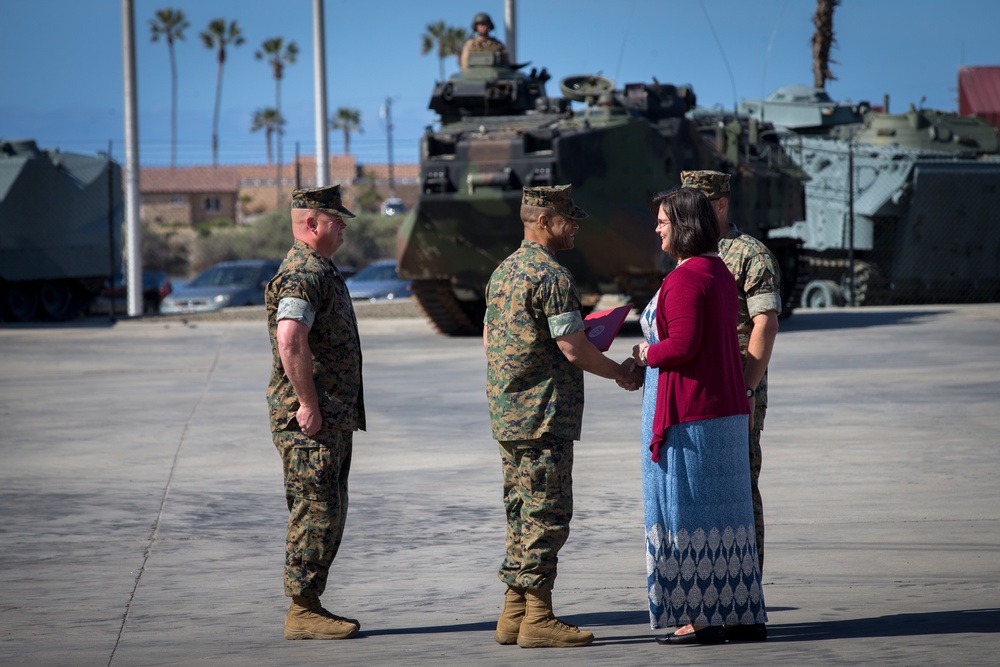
[614,0,636,84]
[697,0,739,112]
[761,0,792,103]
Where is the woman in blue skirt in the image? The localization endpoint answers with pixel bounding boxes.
[632,188,767,645]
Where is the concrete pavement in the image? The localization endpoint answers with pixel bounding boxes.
[1,304,998,666]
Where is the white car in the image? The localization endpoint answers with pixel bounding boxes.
[380,197,407,217]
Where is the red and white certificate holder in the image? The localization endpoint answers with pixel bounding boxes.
[583,304,633,352]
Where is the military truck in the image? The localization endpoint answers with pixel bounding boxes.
[0,139,122,321]
[396,52,806,335]
[742,87,1000,307]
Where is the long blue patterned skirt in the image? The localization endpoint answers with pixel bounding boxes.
[639,296,766,629]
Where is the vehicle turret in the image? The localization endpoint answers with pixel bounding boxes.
[853,104,1000,153]
[398,61,806,335]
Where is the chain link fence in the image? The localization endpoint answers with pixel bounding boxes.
[773,136,1000,308]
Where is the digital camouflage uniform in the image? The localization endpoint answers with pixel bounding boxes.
[266,199,365,600]
[461,12,509,69]
[460,35,509,68]
[718,225,781,572]
[485,186,588,591]
[682,170,782,574]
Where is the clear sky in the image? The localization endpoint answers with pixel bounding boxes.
[2,0,997,168]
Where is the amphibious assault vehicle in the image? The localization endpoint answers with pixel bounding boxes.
[396,52,806,335]
[743,86,1000,307]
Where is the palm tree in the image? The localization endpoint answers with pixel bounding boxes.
[421,21,467,80]
[446,26,468,69]
[149,8,189,168]
[330,108,362,155]
[255,37,299,166]
[812,0,840,89]
[251,108,285,164]
[201,18,244,167]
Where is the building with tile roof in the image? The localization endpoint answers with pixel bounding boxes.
[140,155,418,225]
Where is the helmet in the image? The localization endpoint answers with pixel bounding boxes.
[472,12,494,31]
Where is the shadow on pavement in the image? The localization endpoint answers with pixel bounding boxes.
[771,608,1000,641]
[361,609,647,638]
[0,316,119,329]
[361,620,495,637]
[361,607,1000,644]
[778,309,948,333]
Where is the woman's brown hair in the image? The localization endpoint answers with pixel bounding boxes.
[649,188,718,261]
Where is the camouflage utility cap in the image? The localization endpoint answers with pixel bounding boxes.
[291,184,356,218]
[522,184,589,220]
[681,170,731,200]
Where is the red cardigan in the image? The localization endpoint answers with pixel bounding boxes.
[646,255,749,462]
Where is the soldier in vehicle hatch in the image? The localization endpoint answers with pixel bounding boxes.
[460,12,509,69]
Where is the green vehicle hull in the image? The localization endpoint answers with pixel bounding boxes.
[399,60,805,334]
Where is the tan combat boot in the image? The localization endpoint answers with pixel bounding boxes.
[516,589,594,648]
[283,595,360,640]
[495,585,526,644]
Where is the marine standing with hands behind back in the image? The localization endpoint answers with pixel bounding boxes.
[681,170,782,578]
[484,184,640,649]
[265,184,365,640]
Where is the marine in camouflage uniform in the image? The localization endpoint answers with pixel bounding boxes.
[681,170,782,575]
[460,12,509,69]
[485,184,636,648]
[266,184,365,640]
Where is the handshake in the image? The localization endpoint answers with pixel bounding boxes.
[615,356,644,391]
[613,341,651,391]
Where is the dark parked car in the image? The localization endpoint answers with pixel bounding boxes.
[160,259,280,314]
[344,259,412,301]
[90,271,172,315]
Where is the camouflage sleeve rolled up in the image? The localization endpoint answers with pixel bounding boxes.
[719,228,782,330]
[275,269,326,318]
[276,297,316,328]
[742,248,782,319]
[485,242,584,442]
[266,241,365,435]
[719,228,781,404]
[540,268,585,338]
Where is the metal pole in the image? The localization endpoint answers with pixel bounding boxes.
[313,0,329,187]
[505,0,517,64]
[847,141,855,306]
[385,97,395,195]
[276,78,282,208]
[122,0,143,317]
[295,142,302,190]
[107,141,117,322]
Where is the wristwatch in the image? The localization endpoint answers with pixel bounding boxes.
[746,387,755,398]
